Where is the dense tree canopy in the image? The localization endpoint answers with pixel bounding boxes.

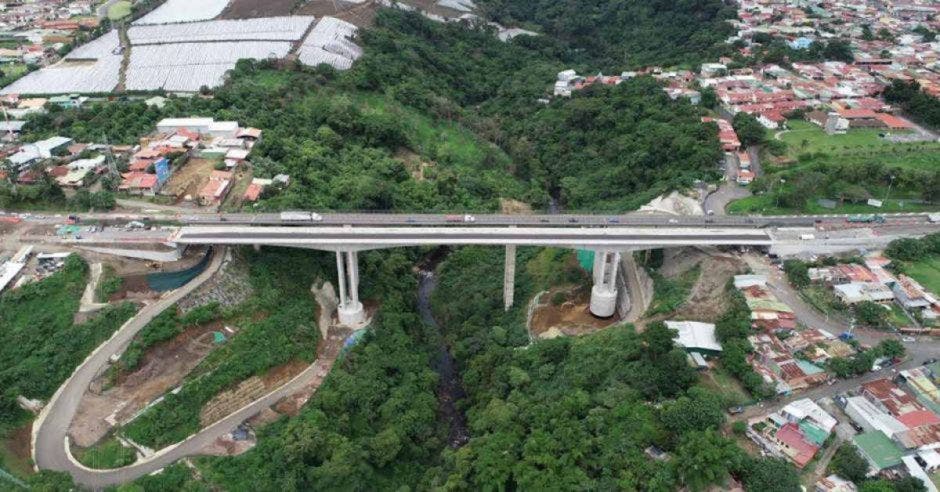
[477,0,737,69]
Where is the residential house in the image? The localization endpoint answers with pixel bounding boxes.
[773,422,820,468]
[55,155,103,188]
[852,431,903,472]
[198,170,232,206]
[119,172,159,196]
[833,282,894,305]
[892,275,931,310]
[815,475,857,492]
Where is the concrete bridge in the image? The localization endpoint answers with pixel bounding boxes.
[165,215,939,320]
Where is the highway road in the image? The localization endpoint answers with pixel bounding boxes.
[172,226,776,249]
[6,208,936,230]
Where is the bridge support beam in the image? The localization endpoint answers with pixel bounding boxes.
[335,250,365,326]
[504,245,516,311]
[590,249,620,317]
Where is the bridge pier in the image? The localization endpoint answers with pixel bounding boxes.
[504,245,516,311]
[590,249,620,317]
[335,250,365,326]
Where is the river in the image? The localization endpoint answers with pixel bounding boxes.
[416,248,470,448]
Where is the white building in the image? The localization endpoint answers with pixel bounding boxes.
[782,398,837,433]
[844,396,907,439]
[665,320,722,354]
[156,118,239,138]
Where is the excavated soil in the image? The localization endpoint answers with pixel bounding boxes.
[673,253,747,322]
[529,285,621,339]
[69,322,227,447]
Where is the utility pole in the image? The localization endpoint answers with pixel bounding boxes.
[882,175,895,203]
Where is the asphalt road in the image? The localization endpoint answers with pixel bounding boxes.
[32,250,226,488]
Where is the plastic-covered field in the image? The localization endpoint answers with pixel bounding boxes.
[297,17,362,71]
[133,0,230,25]
[125,41,292,91]
[0,31,122,94]
[128,16,314,45]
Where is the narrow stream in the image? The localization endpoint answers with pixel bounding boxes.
[416,247,470,448]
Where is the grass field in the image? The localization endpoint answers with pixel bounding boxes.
[107,0,132,20]
[780,120,914,156]
[800,285,848,318]
[728,194,937,215]
[903,257,940,297]
[74,436,137,469]
[778,120,940,170]
[701,365,752,406]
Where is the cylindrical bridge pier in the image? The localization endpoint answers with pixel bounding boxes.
[590,249,621,317]
[335,250,365,326]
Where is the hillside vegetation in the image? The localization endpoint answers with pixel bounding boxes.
[477,0,737,69]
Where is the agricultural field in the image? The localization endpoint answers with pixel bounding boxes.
[0,31,122,95]
[133,0,230,25]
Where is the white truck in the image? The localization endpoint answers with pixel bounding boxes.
[280,211,322,222]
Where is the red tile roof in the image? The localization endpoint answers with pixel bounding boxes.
[243,183,262,202]
[775,423,819,468]
[897,410,940,429]
[875,113,914,129]
[119,172,157,190]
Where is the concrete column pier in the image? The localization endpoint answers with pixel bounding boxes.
[504,245,516,311]
[589,250,620,317]
[336,250,365,326]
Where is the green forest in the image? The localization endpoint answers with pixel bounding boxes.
[23,8,722,213]
[476,0,737,69]
[0,256,137,437]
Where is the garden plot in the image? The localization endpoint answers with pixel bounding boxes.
[133,0,231,25]
[127,16,314,45]
[297,16,362,70]
[0,31,122,94]
[125,41,292,91]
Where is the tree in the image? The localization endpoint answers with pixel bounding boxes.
[828,443,869,483]
[26,470,77,492]
[783,259,810,288]
[740,457,801,492]
[659,386,725,435]
[855,301,889,329]
[674,430,743,491]
[876,339,905,359]
[732,112,767,147]
[886,237,928,262]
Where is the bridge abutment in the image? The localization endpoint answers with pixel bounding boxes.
[589,249,620,317]
[336,250,366,326]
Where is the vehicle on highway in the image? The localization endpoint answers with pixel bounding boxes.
[280,211,323,222]
[727,406,744,415]
[606,217,620,224]
[846,214,885,224]
[539,218,550,223]
[668,218,679,224]
[568,217,578,223]
[902,336,916,343]
[406,217,417,223]
[445,214,476,223]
